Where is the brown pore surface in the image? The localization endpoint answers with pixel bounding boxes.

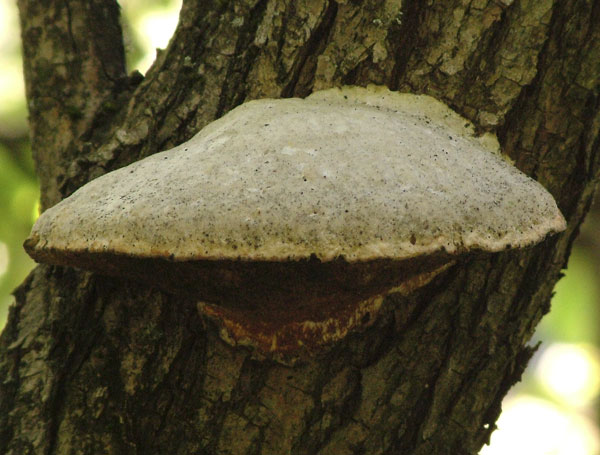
[197,262,454,360]
[24,240,455,357]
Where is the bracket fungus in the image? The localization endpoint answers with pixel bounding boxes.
[24,85,566,361]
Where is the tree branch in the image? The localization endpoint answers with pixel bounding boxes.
[17,0,127,210]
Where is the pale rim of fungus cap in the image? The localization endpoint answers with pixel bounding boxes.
[23,85,567,359]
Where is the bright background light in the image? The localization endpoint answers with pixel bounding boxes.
[480,246,600,455]
[120,0,182,74]
[134,8,180,73]
[0,0,25,122]
[0,242,9,278]
[537,343,600,408]
[481,396,600,455]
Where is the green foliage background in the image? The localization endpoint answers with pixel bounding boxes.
[0,0,38,329]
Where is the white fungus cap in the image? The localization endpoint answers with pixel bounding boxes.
[24,85,567,359]
[25,85,566,265]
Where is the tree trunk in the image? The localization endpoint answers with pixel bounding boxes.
[2,0,599,454]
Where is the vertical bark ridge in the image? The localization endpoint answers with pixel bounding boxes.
[281,0,339,98]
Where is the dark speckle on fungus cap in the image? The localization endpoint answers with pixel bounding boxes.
[24,85,566,362]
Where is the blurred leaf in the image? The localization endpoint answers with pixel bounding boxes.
[0,145,39,330]
[536,247,600,344]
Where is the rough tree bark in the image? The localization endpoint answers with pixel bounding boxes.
[1,0,599,454]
